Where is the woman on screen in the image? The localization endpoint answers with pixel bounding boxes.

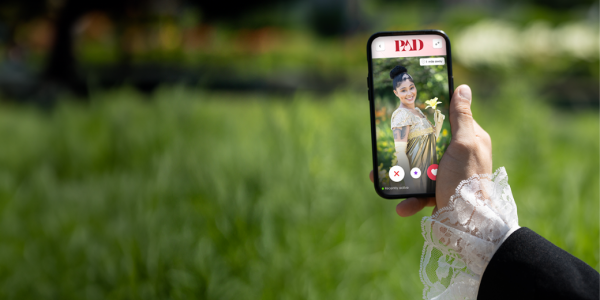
[389,65,444,192]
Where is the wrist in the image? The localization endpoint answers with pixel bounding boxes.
[420,167,519,300]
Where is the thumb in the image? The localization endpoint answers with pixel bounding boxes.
[449,85,475,143]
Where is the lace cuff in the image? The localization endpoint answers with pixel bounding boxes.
[419,167,519,300]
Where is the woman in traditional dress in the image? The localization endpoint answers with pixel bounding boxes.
[389,65,444,192]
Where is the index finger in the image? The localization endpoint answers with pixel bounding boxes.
[396,197,436,217]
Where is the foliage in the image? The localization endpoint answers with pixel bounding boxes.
[375,118,396,173]
[372,56,449,106]
[0,85,595,299]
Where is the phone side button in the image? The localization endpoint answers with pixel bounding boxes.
[368,89,372,101]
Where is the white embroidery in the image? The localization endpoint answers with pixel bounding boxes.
[391,108,435,139]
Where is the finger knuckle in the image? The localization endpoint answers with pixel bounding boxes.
[457,107,473,119]
[451,103,473,120]
[451,139,476,152]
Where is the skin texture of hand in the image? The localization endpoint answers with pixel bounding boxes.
[370,84,493,217]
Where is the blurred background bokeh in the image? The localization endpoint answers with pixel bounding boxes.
[0,0,597,298]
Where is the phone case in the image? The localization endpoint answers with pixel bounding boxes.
[367,30,454,199]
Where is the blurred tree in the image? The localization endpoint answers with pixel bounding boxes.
[195,0,366,36]
[307,0,365,36]
[0,0,47,51]
[42,0,152,97]
[503,0,597,10]
[192,0,286,24]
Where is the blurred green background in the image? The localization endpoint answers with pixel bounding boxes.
[0,0,597,298]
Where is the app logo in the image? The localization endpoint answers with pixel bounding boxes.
[432,39,443,49]
[427,164,439,181]
[410,168,421,179]
[375,41,385,51]
[395,39,424,52]
[389,166,405,182]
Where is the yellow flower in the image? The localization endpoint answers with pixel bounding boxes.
[424,97,442,110]
[442,129,448,137]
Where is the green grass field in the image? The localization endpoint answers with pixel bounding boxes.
[0,84,596,299]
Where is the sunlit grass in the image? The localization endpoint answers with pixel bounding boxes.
[0,84,596,299]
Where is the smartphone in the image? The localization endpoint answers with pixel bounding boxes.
[367,30,453,199]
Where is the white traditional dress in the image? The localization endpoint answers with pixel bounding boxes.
[391,107,437,193]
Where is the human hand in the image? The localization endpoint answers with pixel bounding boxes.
[369,85,492,217]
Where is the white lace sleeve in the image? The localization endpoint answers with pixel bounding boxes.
[419,167,520,300]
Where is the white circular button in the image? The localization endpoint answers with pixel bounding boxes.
[410,168,422,178]
[389,166,405,182]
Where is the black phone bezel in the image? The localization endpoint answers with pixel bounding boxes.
[367,30,454,199]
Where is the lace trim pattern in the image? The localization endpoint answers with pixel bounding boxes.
[391,108,418,129]
[419,167,519,300]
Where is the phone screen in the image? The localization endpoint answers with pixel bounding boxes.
[367,31,453,198]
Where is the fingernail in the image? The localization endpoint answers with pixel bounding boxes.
[458,85,472,103]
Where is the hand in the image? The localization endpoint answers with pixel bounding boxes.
[369,85,492,217]
[435,109,445,125]
[434,109,444,121]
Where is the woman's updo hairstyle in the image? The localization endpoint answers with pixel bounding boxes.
[390,65,414,89]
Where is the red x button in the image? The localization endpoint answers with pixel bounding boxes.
[389,166,404,182]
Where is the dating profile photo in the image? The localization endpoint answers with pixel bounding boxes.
[373,56,451,193]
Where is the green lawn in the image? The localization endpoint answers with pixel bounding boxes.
[0,84,596,299]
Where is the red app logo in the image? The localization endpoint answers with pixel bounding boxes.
[427,164,438,181]
[395,39,424,51]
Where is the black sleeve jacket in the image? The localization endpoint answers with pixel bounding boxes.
[478,227,599,300]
